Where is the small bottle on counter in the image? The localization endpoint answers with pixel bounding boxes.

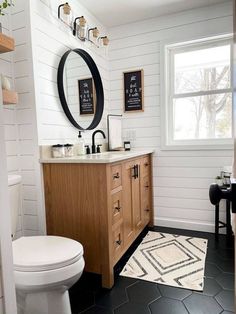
[64,144,74,157]
[77,131,85,155]
[51,144,65,158]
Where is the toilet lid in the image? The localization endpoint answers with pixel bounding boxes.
[12,236,83,272]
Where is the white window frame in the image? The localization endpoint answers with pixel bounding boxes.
[161,35,234,151]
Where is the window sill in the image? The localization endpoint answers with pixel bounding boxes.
[161,140,233,151]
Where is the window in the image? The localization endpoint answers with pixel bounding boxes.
[164,36,233,149]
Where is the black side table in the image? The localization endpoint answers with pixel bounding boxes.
[215,186,233,240]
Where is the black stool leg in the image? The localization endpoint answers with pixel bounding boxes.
[215,203,219,240]
[226,199,232,240]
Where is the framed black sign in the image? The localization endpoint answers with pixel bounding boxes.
[124,69,144,112]
[78,77,95,115]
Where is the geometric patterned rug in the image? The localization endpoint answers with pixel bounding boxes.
[120,231,208,291]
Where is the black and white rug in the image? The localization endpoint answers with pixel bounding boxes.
[120,231,208,291]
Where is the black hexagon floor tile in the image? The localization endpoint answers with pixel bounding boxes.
[126,281,161,304]
[216,272,234,290]
[95,277,137,309]
[215,290,235,312]
[196,278,222,297]
[79,305,113,314]
[216,258,235,273]
[183,293,222,314]
[69,226,234,314]
[69,289,95,314]
[149,297,188,314]
[158,285,192,300]
[114,301,151,314]
[205,262,222,278]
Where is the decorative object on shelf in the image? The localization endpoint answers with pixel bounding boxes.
[124,69,144,112]
[78,77,95,115]
[1,74,10,90]
[57,2,109,48]
[0,0,14,16]
[58,2,73,28]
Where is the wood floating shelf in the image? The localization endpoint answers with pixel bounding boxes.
[2,90,18,105]
[0,33,15,53]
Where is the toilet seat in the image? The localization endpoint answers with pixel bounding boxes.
[13,236,83,272]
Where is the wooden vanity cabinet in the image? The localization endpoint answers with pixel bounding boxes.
[43,153,153,288]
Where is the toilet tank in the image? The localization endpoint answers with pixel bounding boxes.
[8,175,22,237]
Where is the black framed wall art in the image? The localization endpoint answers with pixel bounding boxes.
[123,69,144,112]
[78,77,95,115]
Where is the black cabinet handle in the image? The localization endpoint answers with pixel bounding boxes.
[116,240,122,245]
[113,172,120,179]
[145,208,150,212]
[132,165,136,178]
[115,206,121,212]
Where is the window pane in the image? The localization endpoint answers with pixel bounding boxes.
[173,93,232,140]
[174,45,231,94]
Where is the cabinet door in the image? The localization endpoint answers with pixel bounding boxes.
[122,160,136,246]
[132,159,142,232]
[122,159,143,247]
[141,175,151,225]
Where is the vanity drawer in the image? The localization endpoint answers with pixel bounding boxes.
[141,156,150,178]
[111,191,123,225]
[112,223,124,264]
[110,164,122,190]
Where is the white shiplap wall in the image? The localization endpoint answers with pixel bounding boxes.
[109,1,234,232]
[12,0,42,236]
[0,11,23,238]
[30,0,110,147]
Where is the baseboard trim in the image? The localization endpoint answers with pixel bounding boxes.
[154,217,216,233]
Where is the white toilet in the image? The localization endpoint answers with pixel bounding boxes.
[8,174,85,314]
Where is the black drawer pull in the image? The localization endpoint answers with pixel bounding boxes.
[115,206,121,212]
[145,184,149,188]
[144,162,149,167]
[113,172,120,179]
[145,208,150,212]
[116,239,122,245]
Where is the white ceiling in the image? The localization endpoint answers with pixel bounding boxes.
[81,0,230,27]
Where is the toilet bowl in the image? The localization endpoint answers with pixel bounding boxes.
[8,175,85,314]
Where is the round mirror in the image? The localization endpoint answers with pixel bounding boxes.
[57,49,104,130]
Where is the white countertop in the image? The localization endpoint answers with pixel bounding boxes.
[40,149,154,164]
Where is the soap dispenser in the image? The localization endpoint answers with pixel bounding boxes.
[77,131,85,155]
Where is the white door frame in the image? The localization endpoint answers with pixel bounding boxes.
[0,85,17,313]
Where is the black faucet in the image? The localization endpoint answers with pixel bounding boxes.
[92,130,106,154]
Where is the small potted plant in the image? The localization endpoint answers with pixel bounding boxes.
[0,1,14,32]
[215,175,223,186]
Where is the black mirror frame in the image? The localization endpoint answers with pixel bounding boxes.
[57,48,104,130]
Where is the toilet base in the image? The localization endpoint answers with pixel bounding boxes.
[17,289,72,314]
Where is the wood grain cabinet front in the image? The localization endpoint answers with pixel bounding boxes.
[43,154,153,289]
